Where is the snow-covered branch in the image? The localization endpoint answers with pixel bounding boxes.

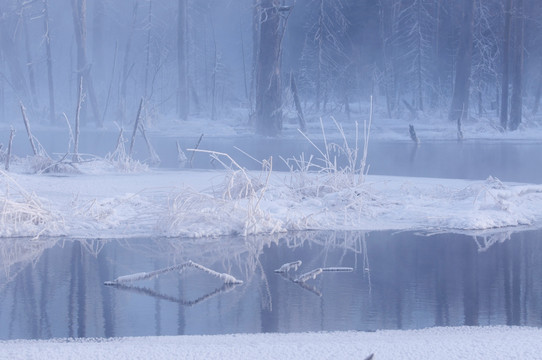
[104,260,243,286]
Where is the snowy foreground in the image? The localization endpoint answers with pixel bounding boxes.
[2,165,542,239]
[2,326,542,360]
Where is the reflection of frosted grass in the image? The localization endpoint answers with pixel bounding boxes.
[0,237,58,284]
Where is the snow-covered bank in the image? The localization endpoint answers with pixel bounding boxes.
[2,326,541,360]
[2,167,542,239]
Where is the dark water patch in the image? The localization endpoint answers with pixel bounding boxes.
[1,230,542,340]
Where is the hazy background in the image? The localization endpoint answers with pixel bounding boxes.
[0,0,541,133]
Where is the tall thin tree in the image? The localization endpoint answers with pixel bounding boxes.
[448,0,475,123]
[71,0,101,126]
[500,0,512,130]
[43,0,56,124]
[509,0,524,131]
[255,0,283,136]
[178,0,189,120]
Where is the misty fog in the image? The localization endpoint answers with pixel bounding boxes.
[0,0,539,141]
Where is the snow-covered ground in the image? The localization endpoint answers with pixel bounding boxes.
[2,326,542,360]
[2,167,542,239]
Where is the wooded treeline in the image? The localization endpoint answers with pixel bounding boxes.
[0,0,540,135]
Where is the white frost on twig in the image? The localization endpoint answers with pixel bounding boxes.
[274,260,302,273]
[295,268,323,283]
[294,267,353,283]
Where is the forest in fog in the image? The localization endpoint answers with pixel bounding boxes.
[0,0,541,136]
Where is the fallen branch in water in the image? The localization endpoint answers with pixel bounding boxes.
[104,260,243,285]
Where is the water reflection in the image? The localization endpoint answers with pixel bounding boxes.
[1,230,542,340]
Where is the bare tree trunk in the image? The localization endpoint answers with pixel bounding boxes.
[249,1,260,122]
[119,2,139,125]
[43,0,56,124]
[92,0,104,77]
[290,72,306,132]
[240,14,249,109]
[416,0,424,111]
[211,18,217,121]
[144,0,152,100]
[178,0,189,120]
[316,0,324,112]
[0,10,29,103]
[21,5,38,108]
[102,42,118,124]
[509,0,524,131]
[0,52,4,122]
[255,0,283,136]
[500,0,512,130]
[448,0,474,123]
[129,98,144,157]
[20,102,37,156]
[71,0,101,126]
[73,78,83,162]
[5,127,14,171]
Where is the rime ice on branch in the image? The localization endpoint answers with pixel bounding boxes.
[274,260,302,273]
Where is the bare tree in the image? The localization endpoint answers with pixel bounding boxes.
[509,0,524,131]
[255,0,289,136]
[43,0,56,124]
[448,0,475,123]
[70,0,101,126]
[300,0,348,113]
[500,0,512,129]
[20,2,38,108]
[178,0,189,120]
[0,4,29,104]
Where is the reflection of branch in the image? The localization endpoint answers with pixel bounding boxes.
[276,266,353,297]
[104,260,243,285]
[105,282,239,307]
[278,273,322,297]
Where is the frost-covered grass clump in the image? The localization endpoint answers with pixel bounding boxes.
[160,150,283,237]
[105,130,149,173]
[284,115,371,196]
[0,170,62,238]
[161,109,375,237]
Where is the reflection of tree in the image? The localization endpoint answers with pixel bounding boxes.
[462,239,479,326]
[502,234,521,325]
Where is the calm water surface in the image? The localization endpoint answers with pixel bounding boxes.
[1,230,541,340]
[6,130,542,182]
